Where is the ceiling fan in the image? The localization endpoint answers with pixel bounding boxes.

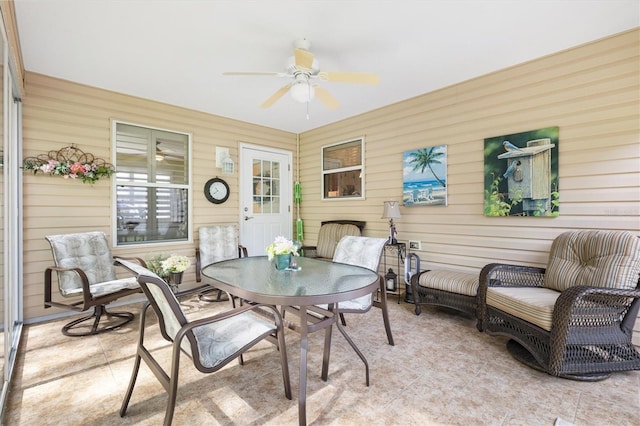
[156,141,185,162]
[223,39,379,110]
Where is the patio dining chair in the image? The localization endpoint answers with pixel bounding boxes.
[195,224,248,301]
[116,259,291,426]
[312,236,391,385]
[44,231,145,336]
[325,235,394,345]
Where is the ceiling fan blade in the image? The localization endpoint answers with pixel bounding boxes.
[314,86,340,110]
[318,71,380,85]
[260,83,293,108]
[294,48,315,70]
[223,71,284,76]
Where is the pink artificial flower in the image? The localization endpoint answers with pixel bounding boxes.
[40,160,57,173]
[69,162,85,174]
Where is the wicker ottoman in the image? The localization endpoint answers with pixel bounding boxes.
[410,269,480,327]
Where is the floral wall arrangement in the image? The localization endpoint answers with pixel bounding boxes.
[22,145,115,184]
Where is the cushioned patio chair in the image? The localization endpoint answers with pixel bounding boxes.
[195,225,247,301]
[316,236,391,384]
[116,259,291,426]
[478,230,640,380]
[44,231,145,336]
[301,220,365,260]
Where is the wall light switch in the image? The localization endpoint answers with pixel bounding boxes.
[409,240,422,250]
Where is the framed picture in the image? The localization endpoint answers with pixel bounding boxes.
[402,145,447,206]
[484,127,559,217]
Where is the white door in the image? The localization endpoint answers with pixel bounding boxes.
[239,143,292,256]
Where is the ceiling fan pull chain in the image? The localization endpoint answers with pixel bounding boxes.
[306,81,311,119]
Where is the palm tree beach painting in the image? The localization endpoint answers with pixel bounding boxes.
[403,145,448,206]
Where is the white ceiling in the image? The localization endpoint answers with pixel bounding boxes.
[14,0,639,134]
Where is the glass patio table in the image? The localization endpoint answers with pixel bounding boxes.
[201,255,380,426]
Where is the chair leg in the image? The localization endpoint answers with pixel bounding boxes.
[120,303,150,418]
[119,352,142,417]
[336,320,370,386]
[165,341,183,426]
[62,304,134,337]
[198,287,229,302]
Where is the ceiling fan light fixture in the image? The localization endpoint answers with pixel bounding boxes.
[290,80,315,103]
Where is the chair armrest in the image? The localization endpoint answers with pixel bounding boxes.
[113,256,147,268]
[480,263,546,289]
[173,303,284,352]
[301,245,317,258]
[547,285,640,354]
[478,263,546,331]
[552,285,640,333]
[44,265,96,309]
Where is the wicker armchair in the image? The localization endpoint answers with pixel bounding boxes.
[478,230,640,380]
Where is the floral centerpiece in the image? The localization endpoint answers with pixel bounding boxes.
[266,236,300,260]
[266,236,300,270]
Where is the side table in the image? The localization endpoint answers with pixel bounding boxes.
[382,242,406,303]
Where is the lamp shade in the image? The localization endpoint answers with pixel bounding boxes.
[290,81,315,103]
[382,201,401,219]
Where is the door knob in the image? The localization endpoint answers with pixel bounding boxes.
[244,216,254,221]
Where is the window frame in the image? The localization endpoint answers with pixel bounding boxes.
[321,136,365,200]
[111,119,193,248]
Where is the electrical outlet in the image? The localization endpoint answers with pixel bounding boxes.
[409,240,421,250]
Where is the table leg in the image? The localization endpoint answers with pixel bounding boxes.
[321,303,335,381]
[298,306,309,426]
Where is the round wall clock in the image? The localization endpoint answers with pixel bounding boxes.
[204,177,230,204]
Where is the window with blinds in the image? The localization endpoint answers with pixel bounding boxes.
[114,122,191,245]
[322,137,365,199]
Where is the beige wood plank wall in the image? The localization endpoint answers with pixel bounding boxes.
[20,29,640,347]
[21,72,296,320]
[298,29,640,345]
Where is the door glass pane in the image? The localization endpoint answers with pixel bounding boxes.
[252,159,280,214]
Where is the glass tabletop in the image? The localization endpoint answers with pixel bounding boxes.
[201,256,379,306]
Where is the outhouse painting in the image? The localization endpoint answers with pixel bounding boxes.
[484,127,559,217]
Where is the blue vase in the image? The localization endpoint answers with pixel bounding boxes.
[274,254,291,270]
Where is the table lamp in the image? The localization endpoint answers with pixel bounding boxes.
[382,200,401,244]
